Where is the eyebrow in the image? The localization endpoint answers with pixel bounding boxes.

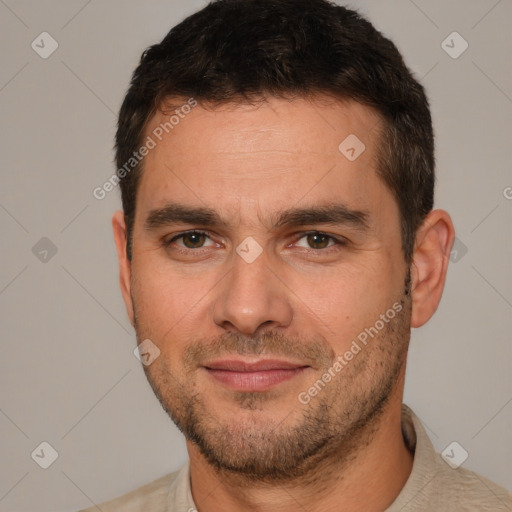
[144,202,370,232]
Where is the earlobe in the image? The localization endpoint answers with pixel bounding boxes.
[410,210,455,328]
[112,211,135,327]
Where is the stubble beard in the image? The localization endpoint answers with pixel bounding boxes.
[135,283,412,484]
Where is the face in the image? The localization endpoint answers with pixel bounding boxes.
[120,97,412,480]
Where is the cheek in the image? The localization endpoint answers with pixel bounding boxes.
[293,259,399,350]
[130,260,212,344]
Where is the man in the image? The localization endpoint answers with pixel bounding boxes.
[81,0,511,510]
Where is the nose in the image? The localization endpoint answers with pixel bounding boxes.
[212,247,294,335]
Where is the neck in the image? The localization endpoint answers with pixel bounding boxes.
[187,384,413,512]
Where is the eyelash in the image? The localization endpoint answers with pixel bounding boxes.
[163,230,346,253]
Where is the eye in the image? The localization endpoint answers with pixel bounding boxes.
[165,230,216,249]
[294,231,344,250]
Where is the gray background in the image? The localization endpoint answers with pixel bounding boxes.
[0,1,510,510]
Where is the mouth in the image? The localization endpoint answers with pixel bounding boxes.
[202,359,311,392]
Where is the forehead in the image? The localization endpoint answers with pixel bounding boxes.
[137,96,391,225]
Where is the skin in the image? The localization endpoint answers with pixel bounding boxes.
[112,96,455,512]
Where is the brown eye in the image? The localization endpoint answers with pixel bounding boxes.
[181,232,207,248]
[293,231,344,252]
[306,233,331,249]
[165,230,214,250]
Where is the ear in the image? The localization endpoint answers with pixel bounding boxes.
[410,209,455,328]
[112,211,135,326]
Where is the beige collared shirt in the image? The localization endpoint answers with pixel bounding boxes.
[78,405,511,511]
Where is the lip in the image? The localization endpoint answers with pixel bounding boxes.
[203,359,310,392]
